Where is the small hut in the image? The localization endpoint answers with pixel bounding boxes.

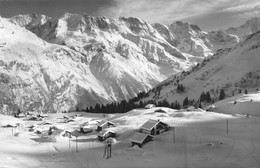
[97,120,115,132]
[97,130,116,141]
[64,118,75,123]
[186,106,195,111]
[139,119,169,135]
[145,104,156,109]
[154,108,167,113]
[80,125,93,134]
[130,132,153,147]
[206,105,216,111]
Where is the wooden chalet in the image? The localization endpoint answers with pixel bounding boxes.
[97,120,115,132]
[80,125,93,134]
[130,132,153,147]
[139,119,169,135]
[97,130,116,141]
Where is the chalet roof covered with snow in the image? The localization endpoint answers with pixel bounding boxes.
[130,132,153,144]
[140,119,167,131]
[98,129,114,136]
[97,120,115,127]
[145,104,156,109]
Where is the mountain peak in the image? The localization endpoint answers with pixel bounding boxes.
[170,21,202,32]
[60,12,81,19]
[226,17,260,41]
[245,17,260,24]
[119,16,146,24]
[9,13,51,28]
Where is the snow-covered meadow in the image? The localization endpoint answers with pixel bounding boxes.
[0,92,259,168]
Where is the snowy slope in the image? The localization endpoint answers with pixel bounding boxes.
[214,91,260,117]
[9,13,50,28]
[0,16,117,113]
[1,102,260,168]
[141,30,260,105]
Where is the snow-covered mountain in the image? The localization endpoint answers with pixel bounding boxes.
[226,17,260,41]
[2,14,199,113]
[10,14,240,58]
[0,16,116,113]
[9,13,50,28]
[140,30,260,105]
[2,13,258,113]
[168,21,239,57]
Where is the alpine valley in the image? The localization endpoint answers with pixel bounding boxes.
[0,13,259,113]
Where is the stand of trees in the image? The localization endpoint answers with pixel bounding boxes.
[84,86,238,114]
[86,98,182,113]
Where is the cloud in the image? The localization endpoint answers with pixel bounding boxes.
[223,0,260,12]
[101,0,233,24]
[222,0,260,18]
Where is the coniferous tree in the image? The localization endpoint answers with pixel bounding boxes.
[89,106,93,113]
[76,105,80,112]
[162,99,170,107]
[170,102,175,109]
[200,92,206,102]
[139,101,144,108]
[198,102,202,108]
[205,91,212,103]
[176,102,180,110]
[219,89,225,100]
[101,104,106,113]
[183,97,189,107]
[244,89,248,94]
[177,84,185,93]
[95,104,100,113]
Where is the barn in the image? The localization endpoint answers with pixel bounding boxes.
[96,120,115,132]
[97,130,116,141]
[130,132,153,147]
[139,119,169,135]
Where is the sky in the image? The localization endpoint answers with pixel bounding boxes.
[0,0,260,31]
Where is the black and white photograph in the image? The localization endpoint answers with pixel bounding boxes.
[0,0,260,167]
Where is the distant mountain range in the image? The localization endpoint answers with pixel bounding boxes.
[0,13,259,113]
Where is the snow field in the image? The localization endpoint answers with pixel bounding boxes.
[0,93,260,168]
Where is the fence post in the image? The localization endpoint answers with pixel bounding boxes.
[173,127,176,144]
[227,120,229,134]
